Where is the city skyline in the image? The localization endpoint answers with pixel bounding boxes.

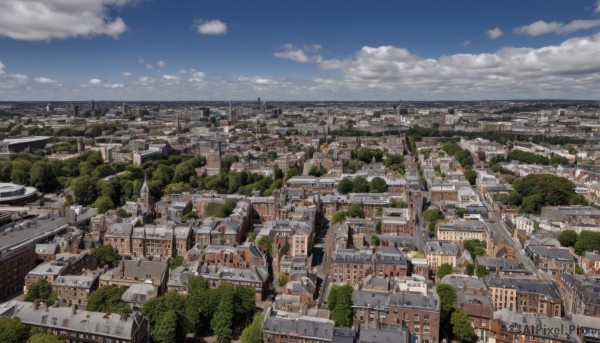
[1,0,600,101]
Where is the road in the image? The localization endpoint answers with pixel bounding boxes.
[475,189,553,282]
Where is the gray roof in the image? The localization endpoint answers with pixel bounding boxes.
[488,278,560,298]
[426,240,459,255]
[352,289,439,311]
[0,301,145,341]
[493,308,579,342]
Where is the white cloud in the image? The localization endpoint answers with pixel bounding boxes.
[274,44,323,63]
[122,71,133,77]
[0,0,132,41]
[487,27,503,39]
[157,60,166,68]
[514,19,600,36]
[88,78,102,85]
[188,71,205,82]
[137,58,145,64]
[162,74,179,80]
[104,83,124,89]
[195,19,227,35]
[596,0,600,12]
[145,63,153,70]
[461,41,471,47]
[34,77,57,84]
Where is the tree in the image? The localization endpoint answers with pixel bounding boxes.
[169,256,184,269]
[92,244,121,268]
[11,159,32,185]
[465,169,477,186]
[211,293,234,342]
[337,177,354,194]
[476,265,489,278]
[70,175,98,205]
[327,284,354,327]
[24,279,57,305]
[370,235,380,247]
[92,195,114,213]
[464,240,486,257]
[451,310,476,342]
[465,264,475,276]
[369,177,388,193]
[278,273,289,287]
[332,211,347,224]
[0,317,30,343]
[436,263,453,280]
[574,230,600,255]
[347,205,365,218]
[455,208,468,218]
[152,310,181,343]
[185,277,219,335]
[557,230,578,248]
[436,284,457,340]
[423,208,444,222]
[241,313,263,343]
[86,285,131,314]
[29,161,59,193]
[352,176,370,193]
[27,333,65,343]
[258,236,272,255]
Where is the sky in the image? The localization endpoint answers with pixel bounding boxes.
[1,0,600,101]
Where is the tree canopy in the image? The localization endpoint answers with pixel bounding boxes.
[86,285,131,314]
[557,230,578,248]
[241,313,263,343]
[327,284,354,327]
[24,279,57,305]
[0,317,30,343]
[511,174,586,213]
[92,244,121,268]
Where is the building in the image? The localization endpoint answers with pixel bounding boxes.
[488,278,562,317]
[0,301,148,343]
[332,246,409,285]
[52,272,100,305]
[425,241,459,269]
[198,265,268,301]
[263,307,336,343]
[525,245,577,275]
[490,309,578,343]
[352,283,440,343]
[437,220,488,242]
[100,259,169,296]
[0,182,38,205]
[0,136,50,156]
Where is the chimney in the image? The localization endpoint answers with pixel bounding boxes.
[71,304,77,315]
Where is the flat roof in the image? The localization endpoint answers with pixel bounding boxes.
[2,136,50,144]
[0,217,69,255]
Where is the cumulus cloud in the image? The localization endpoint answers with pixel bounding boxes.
[0,0,132,41]
[145,63,153,70]
[34,77,58,84]
[157,60,166,68]
[274,44,323,63]
[122,72,133,77]
[596,0,600,12]
[188,71,205,82]
[89,78,102,85]
[461,41,471,47]
[487,27,503,39]
[514,19,600,36]
[195,19,227,35]
[104,83,124,88]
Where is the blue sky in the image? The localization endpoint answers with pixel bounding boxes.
[1,0,600,100]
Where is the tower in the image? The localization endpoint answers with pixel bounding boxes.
[228,100,232,122]
[139,174,150,210]
[176,113,181,136]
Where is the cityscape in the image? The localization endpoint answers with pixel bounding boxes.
[1,2,600,343]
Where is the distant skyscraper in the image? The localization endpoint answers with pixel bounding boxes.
[91,100,95,111]
[228,100,232,122]
[73,105,79,116]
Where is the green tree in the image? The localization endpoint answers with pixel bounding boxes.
[24,279,57,305]
[152,310,182,343]
[423,208,444,222]
[557,230,578,248]
[369,177,388,193]
[0,317,30,343]
[465,264,475,276]
[451,310,476,343]
[27,333,65,343]
[92,195,114,213]
[436,263,453,280]
[92,244,121,268]
[464,240,486,257]
[278,273,289,287]
[241,313,263,343]
[352,176,370,193]
[370,235,380,247]
[29,161,59,193]
[337,177,354,194]
[170,256,184,269]
[455,208,468,218]
[86,285,131,314]
[327,284,354,327]
[574,231,600,255]
[331,211,347,224]
[346,205,365,218]
[70,175,98,205]
[476,265,489,278]
[465,169,477,186]
[10,159,32,185]
[436,284,457,340]
[211,293,234,342]
[258,236,272,255]
[185,277,218,335]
